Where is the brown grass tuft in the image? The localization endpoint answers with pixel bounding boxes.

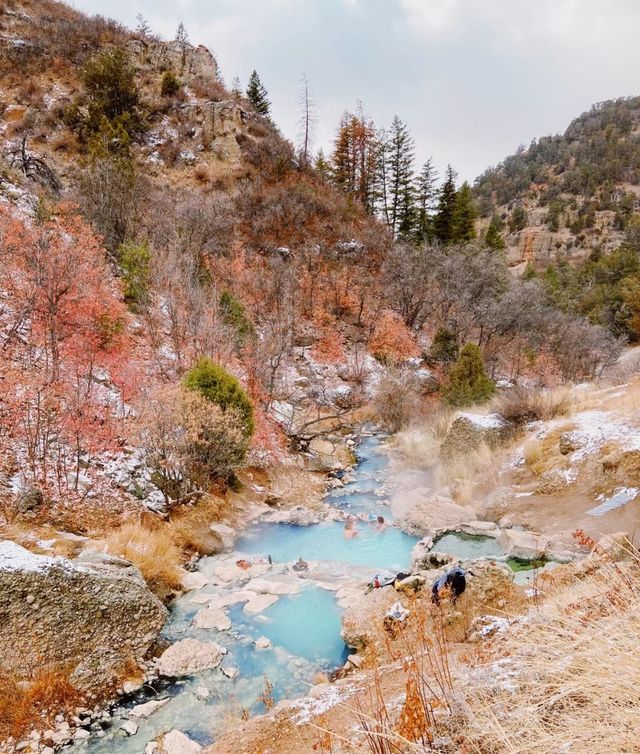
[0,667,83,742]
[492,384,574,426]
[101,521,183,597]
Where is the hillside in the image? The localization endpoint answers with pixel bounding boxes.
[474,96,640,270]
[0,4,638,754]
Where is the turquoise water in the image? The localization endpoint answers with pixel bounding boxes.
[432,532,503,560]
[69,433,417,754]
[235,521,417,571]
[229,588,347,666]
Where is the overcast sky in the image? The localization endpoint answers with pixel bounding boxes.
[71,0,640,182]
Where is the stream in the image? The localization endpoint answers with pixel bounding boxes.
[68,434,525,752]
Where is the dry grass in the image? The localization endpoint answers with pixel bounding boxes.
[0,667,83,742]
[171,494,225,555]
[457,542,640,754]
[434,443,501,505]
[101,521,183,597]
[522,426,572,477]
[491,385,574,426]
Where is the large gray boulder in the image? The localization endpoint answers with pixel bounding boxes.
[440,412,515,460]
[0,541,167,691]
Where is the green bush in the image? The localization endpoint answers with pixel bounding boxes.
[118,241,151,312]
[184,357,254,438]
[82,47,146,139]
[426,328,459,366]
[442,343,496,407]
[219,290,255,347]
[161,70,181,97]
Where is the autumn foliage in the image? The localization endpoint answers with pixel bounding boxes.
[368,310,418,364]
[0,206,132,493]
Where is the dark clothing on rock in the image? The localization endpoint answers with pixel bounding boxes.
[431,566,466,605]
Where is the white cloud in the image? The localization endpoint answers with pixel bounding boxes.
[399,0,459,33]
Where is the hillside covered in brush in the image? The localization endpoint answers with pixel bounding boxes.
[0,0,621,523]
[475,97,640,266]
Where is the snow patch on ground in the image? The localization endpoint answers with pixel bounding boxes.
[587,486,639,516]
[292,683,354,724]
[569,410,640,461]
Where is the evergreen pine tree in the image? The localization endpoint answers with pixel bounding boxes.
[314,149,331,180]
[414,158,438,242]
[387,116,416,239]
[433,165,458,244]
[442,343,495,407]
[246,70,271,116]
[452,181,478,242]
[484,215,505,250]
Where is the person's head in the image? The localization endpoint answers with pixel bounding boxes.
[345,519,354,530]
[377,516,385,524]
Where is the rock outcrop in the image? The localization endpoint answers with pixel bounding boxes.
[0,541,167,691]
[393,489,469,537]
[440,412,516,460]
[156,638,226,677]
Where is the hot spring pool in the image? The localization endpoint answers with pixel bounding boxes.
[432,531,504,560]
[234,520,418,571]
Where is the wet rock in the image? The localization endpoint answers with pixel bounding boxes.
[244,593,279,614]
[194,686,211,700]
[120,720,139,736]
[461,520,499,537]
[181,571,210,591]
[246,577,299,595]
[129,698,170,719]
[262,505,323,526]
[254,636,272,650]
[156,638,226,677]
[156,729,202,754]
[496,529,548,560]
[440,412,515,460]
[73,729,91,741]
[411,541,459,570]
[208,590,257,609]
[0,542,167,693]
[221,666,238,679]
[192,607,231,631]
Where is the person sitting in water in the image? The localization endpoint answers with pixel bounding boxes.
[344,517,359,539]
[369,515,387,533]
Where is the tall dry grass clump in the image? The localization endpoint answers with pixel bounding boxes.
[458,539,640,754]
[102,521,183,596]
[491,384,574,426]
[0,668,82,742]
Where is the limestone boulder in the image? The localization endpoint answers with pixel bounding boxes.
[156,638,226,677]
[496,529,548,560]
[156,729,202,754]
[0,541,167,692]
[440,412,515,460]
[192,607,231,631]
[209,523,236,553]
[393,489,469,537]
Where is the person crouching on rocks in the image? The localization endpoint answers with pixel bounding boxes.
[431,565,467,606]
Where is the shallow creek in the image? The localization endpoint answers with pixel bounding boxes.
[69,435,522,752]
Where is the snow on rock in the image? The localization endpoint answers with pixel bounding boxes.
[0,540,72,574]
[457,412,508,429]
